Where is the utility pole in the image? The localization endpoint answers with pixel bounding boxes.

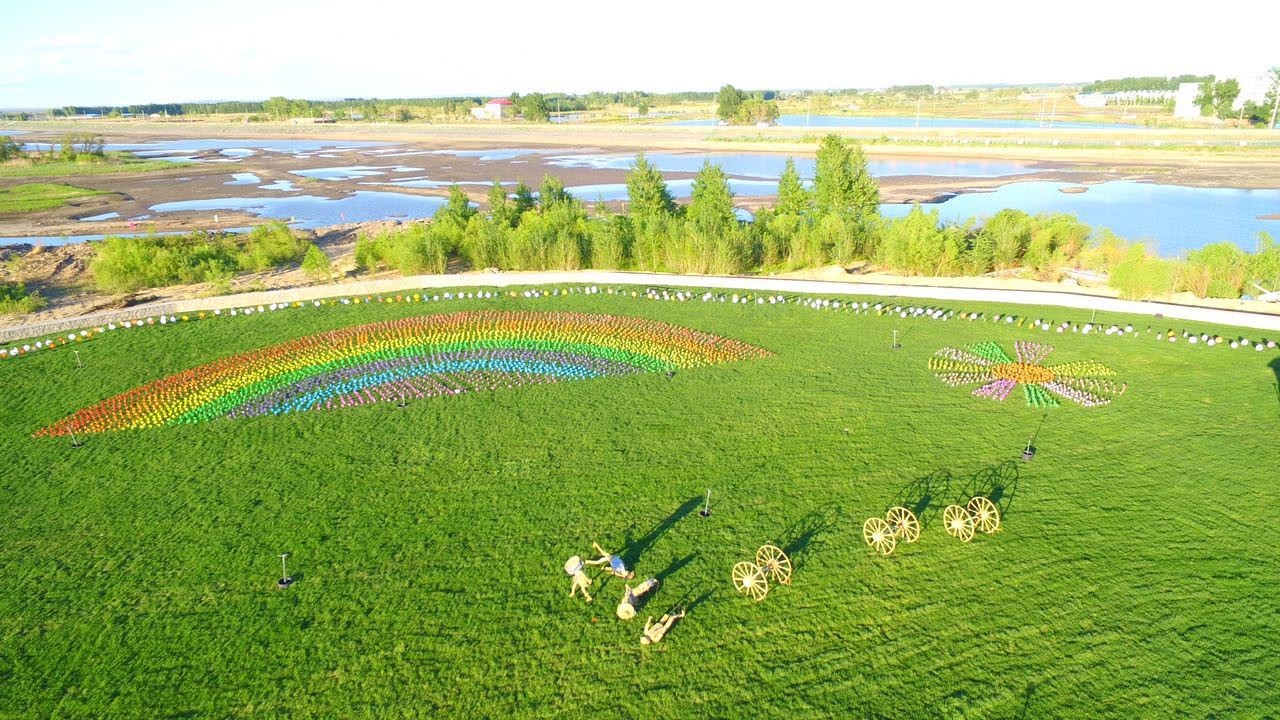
[1270,73,1279,130]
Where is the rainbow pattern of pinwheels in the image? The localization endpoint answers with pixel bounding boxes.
[929,341,1125,408]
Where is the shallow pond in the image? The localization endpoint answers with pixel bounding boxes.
[546,152,1037,179]
[20,138,393,163]
[566,178,780,203]
[667,115,1142,130]
[882,181,1280,255]
[426,148,601,162]
[0,227,252,248]
[149,191,447,229]
[290,165,422,181]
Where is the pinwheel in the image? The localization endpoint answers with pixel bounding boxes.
[929,341,1126,408]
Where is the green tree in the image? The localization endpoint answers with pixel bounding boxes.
[814,134,876,215]
[0,136,22,162]
[301,244,333,282]
[538,174,570,207]
[1195,79,1241,119]
[687,162,736,238]
[488,182,514,228]
[636,98,650,116]
[735,98,780,124]
[716,84,745,121]
[520,93,550,122]
[775,158,810,215]
[625,153,676,222]
[264,96,290,121]
[512,181,537,219]
[441,185,476,224]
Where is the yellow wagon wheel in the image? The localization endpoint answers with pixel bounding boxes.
[967,496,1001,534]
[862,517,897,555]
[885,506,921,543]
[943,505,976,542]
[732,561,769,601]
[755,544,793,585]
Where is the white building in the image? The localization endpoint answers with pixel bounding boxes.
[1173,82,1202,119]
[1075,93,1107,108]
[470,98,513,120]
[1233,69,1272,111]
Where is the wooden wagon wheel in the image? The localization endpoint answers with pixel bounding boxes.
[885,506,921,543]
[732,561,769,601]
[862,517,897,555]
[755,544,793,585]
[967,496,1001,534]
[943,505,975,542]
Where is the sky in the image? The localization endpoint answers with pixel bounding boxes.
[1,0,1275,108]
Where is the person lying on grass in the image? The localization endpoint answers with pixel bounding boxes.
[641,607,686,646]
[564,556,593,603]
[586,542,634,579]
[617,578,659,620]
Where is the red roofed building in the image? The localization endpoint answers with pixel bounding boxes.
[472,97,514,120]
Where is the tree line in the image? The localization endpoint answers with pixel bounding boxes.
[72,133,1280,303]
[1082,75,1212,93]
[346,133,1279,301]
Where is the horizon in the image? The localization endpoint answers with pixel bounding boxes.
[1,0,1275,108]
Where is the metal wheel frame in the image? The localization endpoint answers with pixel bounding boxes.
[755,544,793,585]
[863,517,898,555]
[943,505,976,542]
[885,506,921,543]
[732,561,769,601]
[967,496,1001,535]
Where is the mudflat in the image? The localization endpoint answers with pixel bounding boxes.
[2,120,1277,240]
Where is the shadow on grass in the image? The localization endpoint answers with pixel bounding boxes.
[780,506,841,571]
[669,585,717,616]
[958,461,1021,519]
[621,495,703,568]
[1270,357,1280,413]
[656,553,697,584]
[889,468,953,529]
[1016,682,1037,719]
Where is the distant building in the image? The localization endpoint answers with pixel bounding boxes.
[1075,93,1107,108]
[1233,69,1271,111]
[1175,70,1273,118]
[471,98,513,120]
[1173,83,1202,119]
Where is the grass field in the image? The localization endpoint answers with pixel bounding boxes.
[0,183,107,213]
[1,288,1278,718]
[0,154,188,179]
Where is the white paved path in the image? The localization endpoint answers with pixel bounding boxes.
[4,270,1279,343]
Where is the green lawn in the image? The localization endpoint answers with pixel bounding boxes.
[0,183,107,213]
[1,288,1277,718]
[0,153,189,179]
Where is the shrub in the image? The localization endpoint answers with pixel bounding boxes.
[1183,242,1248,298]
[1109,244,1178,300]
[0,282,45,315]
[353,224,452,276]
[90,222,307,293]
